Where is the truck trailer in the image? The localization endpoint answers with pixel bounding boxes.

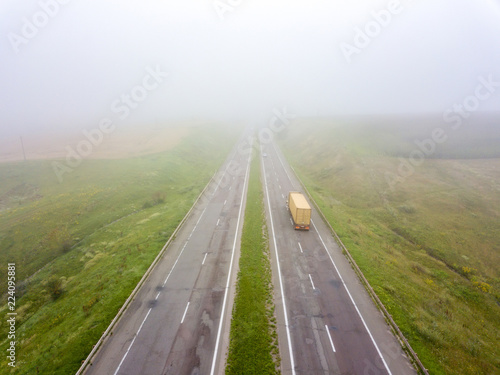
[288,192,311,230]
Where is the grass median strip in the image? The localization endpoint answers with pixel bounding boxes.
[226,153,280,375]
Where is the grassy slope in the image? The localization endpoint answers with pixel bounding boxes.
[226,152,280,375]
[279,120,500,375]
[0,124,239,374]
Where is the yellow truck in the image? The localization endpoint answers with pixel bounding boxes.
[288,192,311,230]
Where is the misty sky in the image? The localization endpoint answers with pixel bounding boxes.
[1,0,500,137]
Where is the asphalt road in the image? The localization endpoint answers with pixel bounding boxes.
[84,143,252,375]
[84,135,417,375]
[261,143,417,375]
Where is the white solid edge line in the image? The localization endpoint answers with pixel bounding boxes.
[272,143,295,189]
[262,147,296,375]
[113,146,242,374]
[312,219,393,375]
[181,302,190,324]
[209,151,252,375]
[325,325,336,353]
[162,208,207,287]
[114,206,208,374]
[113,308,152,375]
[274,142,392,375]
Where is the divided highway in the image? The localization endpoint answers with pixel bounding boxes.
[261,143,417,375]
[84,142,251,375]
[83,134,418,375]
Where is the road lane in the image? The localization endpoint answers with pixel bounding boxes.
[85,141,251,375]
[262,143,417,375]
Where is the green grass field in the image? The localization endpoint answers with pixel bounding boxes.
[279,119,500,375]
[0,124,239,374]
[226,151,280,375]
